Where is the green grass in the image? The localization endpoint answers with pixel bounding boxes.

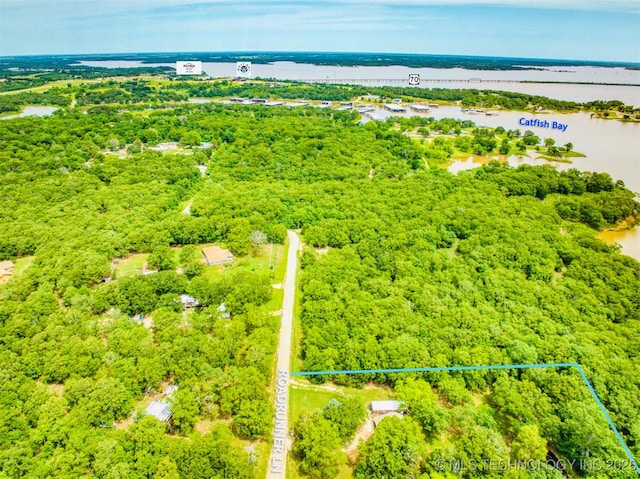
[229,438,270,479]
[290,271,305,373]
[112,242,287,283]
[286,456,302,479]
[271,239,289,284]
[289,381,395,425]
[0,256,35,287]
[200,243,286,283]
[113,253,149,277]
[287,381,396,479]
[264,288,284,313]
[451,148,473,159]
[290,386,337,424]
[287,458,352,479]
[252,440,272,479]
[13,256,35,275]
[535,155,573,164]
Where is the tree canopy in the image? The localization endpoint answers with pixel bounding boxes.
[0,82,638,478]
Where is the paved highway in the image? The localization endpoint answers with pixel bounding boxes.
[266,230,300,478]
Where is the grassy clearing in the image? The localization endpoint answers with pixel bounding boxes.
[287,381,396,479]
[289,233,310,373]
[227,437,270,478]
[290,386,338,424]
[563,150,587,158]
[265,288,284,313]
[14,255,35,275]
[287,459,353,479]
[113,253,149,277]
[290,272,305,373]
[287,381,495,478]
[271,240,289,284]
[535,155,573,164]
[289,381,395,425]
[200,242,286,284]
[450,148,473,159]
[112,242,286,283]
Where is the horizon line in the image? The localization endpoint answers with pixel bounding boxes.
[1,51,639,67]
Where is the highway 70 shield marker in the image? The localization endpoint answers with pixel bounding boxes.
[408,73,421,85]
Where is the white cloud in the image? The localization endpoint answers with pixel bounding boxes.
[2,0,639,11]
[342,0,637,6]
[1,0,638,58]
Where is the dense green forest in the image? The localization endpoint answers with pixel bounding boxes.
[0,87,638,478]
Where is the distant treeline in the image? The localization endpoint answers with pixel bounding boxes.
[2,52,639,70]
[0,89,71,113]
[0,66,175,92]
[181,80,639,113]
[1,77,637,116]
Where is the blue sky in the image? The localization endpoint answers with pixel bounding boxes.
[1,0,639,62]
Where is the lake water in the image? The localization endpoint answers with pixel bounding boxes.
[598,227,640,261]
[77,60,640,106]
[1,105,59,120]
[362,105,640,193]
[408,105,639,261]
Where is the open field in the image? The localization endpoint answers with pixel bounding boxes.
[112,242,286,282]
[289,380,396,427]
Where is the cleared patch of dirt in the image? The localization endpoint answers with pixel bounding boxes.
[114,415,135,430]
[47,383,64,397]
[363,382,394,391]
[344,416,374,463]
[142,315,155,330]
[290,379,339,392]
[195,419,214,435]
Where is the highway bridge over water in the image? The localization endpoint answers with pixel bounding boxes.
[302,78,520,85]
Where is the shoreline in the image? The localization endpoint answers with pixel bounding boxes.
[602,214,640,233]
[1,74,638,120]
[521,80,640,87]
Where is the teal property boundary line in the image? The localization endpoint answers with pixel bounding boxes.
[291,362,640,474]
